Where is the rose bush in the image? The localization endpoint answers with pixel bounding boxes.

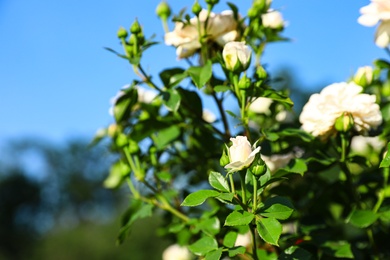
[98,0,390,259]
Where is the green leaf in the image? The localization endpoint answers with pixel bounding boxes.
[347,209,378,228]
[198,217,220,236]
[154,125,181,150]
[262,89,294,107]
[162,88,181,112]
[117,203,153,245]
[209,171,230,192]
[279,246,314,260]
[205,248,223,260]
[216,193,234,203]
[103,160,130,189]
[321,241,354,259]
[114,87,138,122]
[177,87,203,118]
[256,218,282,246]
[380,142,390,168]
[225,210,254,226]
[214,85,231,92]
[223,231,238,247]
[187,60,212,88]
[274,159,307,177]
[159,67,186,88]
[259,196,294,220]
[181,190,220,207]
[188,236,218,256]
[228,247,246,257]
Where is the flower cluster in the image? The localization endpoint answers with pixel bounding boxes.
[165,9,240,58]
[358,0,390,47]
[299,82,382,138]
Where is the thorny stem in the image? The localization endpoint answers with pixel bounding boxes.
[229,174,236,194]
[252,174,258,213]
[239,171,247,204]
[250,224,259,260]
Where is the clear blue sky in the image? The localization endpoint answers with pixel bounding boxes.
[0,0,386,143]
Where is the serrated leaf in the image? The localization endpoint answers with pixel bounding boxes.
[256,218,282,246]
[181,190,220,207]
[216,193,234,203]
[188,236,218,255]
[321,241,354,259]
[162,88,181,112]
[347,209,378,228]
[205,248,223,260]
[187,60,212,88]
[209,171,230,192]
[260,196,294,220]
[225,210,254,226]
[228,246,246,257]
[380,142,390,168]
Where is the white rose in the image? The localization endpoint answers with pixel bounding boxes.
[261,153,295,173]
[358,0,390,47]
[375,20,390,47]
[299,82,382,138]
[234,232,252,248]
[225,136,261,173]
[353,66,374,86]
[261,10,284,29]
[351,135,386,154]
[162,244,191,260]
[358,0,390,27]
[249,97,273,114]
[165,10,240,58]
[202,109,217,123]
[222,41,252,72]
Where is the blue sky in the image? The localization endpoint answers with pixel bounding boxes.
[0,0,386,143]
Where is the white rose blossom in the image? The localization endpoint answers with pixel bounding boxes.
[249,97,273,115]
[351,135,386,154]
[165,10,240,58]
[162,244,192,260]
[261,10,284,29]
[225,136,261,173]
[222,41,252,72]
[261,153,295,173]
[234,232,252,248]
[358,0,390,47]
[299,82,382,138]
[202,109,217,123]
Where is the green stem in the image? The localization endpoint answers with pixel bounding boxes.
[126,178,140,199]
[157,194,189,223]
[340,134,360,208]
[229,174,236,194]
[373,167,389,212]
[250,224,259,260]
[252,175,258,213]
[239,171,247,205]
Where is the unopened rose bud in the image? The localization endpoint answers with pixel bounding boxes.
[156,1,171,21]
[223,41,252,72]
[256,66,267,79]
[192,1,202,16]
[353,66,373,86]
[335,112,354,133]
[117,27,128,39]
[130,19,142,34]
[107,123,119,137]
[220,147,230,167]
[250,155,267,177]
[115,133,129,147]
